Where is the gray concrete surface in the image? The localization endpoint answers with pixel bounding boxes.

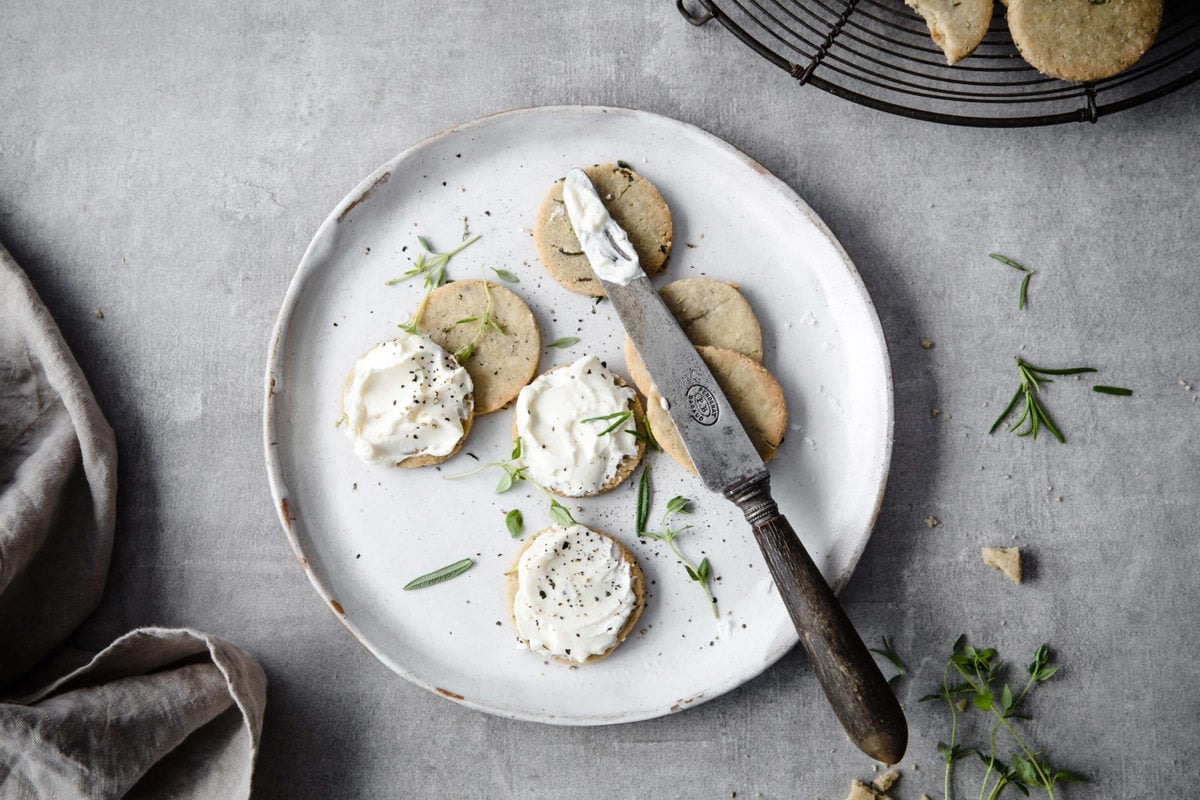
[3,2,1198,797]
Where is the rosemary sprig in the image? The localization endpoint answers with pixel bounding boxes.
[580,410,632,435]
[636,467,717,618]
[989,253,1035,310]
[628,417,662,452]
[392,230,481,332]
[990,358,1098,443]
[404,558,473,590]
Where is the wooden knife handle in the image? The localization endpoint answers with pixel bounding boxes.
[726,473,907,764]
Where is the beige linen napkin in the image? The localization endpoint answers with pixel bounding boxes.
[0,244,267,798]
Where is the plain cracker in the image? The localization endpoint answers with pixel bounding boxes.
[646,346,787,474]
[624,277,763,397]
[416,279,540,414]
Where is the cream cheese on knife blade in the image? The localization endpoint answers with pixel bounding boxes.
[561,168,641,286]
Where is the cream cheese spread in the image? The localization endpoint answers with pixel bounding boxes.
[514,355,638,496]
[342,334,472,465]
[513,525,637,663]
[562,168,641,286]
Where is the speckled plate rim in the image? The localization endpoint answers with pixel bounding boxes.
[263,105,894,725]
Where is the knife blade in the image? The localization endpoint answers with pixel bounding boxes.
[562,167,907,764]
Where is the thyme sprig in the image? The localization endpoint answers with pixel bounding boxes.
[392,230,481,332]
[989,253,1035,310]
[920,636,1088,800]
[445,438,577,528]
[451,275,506,362]
[635,467,717,618]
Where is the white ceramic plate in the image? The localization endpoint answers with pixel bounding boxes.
[264,106,892,725]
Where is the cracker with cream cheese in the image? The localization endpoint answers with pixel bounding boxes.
[512,356,646,498]
[533,163,672,297]
[506,525,645,665]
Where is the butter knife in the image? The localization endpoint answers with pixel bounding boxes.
[562,168,907,764]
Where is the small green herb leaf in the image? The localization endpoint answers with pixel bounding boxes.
[491,267,520,283]
[635,466,650,534]
[581,410,632,435]
[404,558,473,590]
[665,496,692,515]
[549,499,576,527]
[869,635,907,678]
[549,336,581,349]
[989,253,1036,310]
[505,509,523,538]
[511,437,522,460]
[1093,385,1132,396]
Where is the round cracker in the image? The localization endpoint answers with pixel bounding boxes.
[624,277,763,397]
[512,363,645,498]
[532,164,672,297]
[1007,0,1163,82]
[904,0,993,65]
[646,346,787,475]
[415,279,540,414]
[395,398,474,468]
[505,525,645,665]
[340,337,475,469]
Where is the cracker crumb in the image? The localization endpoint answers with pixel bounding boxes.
[92,309,104,319]
[981,546,1022,583]
[923,516,939,528]
[846,780,878,800]
[930,407,940,418]
[873,769,901,792]
[920,339,933,349]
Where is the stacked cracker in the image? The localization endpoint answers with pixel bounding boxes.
[906,0,1163,81]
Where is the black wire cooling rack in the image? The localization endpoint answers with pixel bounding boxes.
[678,0,1200,126]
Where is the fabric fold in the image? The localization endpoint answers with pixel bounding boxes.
[0,243,267,799]
[1,628,266,799]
